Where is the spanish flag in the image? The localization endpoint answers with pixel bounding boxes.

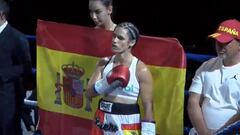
[37,20,186,135]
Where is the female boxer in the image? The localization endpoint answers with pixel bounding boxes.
[86,22,155,135]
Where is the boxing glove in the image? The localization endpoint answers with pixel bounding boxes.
[106,65,130,87]
[141,121,156,135]
[94,65,130,95]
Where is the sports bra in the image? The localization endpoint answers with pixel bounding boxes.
[102,55,140,101]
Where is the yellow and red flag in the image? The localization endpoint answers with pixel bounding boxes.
[37,20,186,135]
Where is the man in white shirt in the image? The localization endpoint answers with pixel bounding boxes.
[187,19,240,135]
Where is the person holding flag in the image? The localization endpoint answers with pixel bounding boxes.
[89,0,116,31]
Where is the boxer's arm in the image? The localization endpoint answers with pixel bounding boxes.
[86,57,109,98]
[138,61,154,121]
[137,61,155,135]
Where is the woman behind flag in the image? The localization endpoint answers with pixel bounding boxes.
[89,0,116,31]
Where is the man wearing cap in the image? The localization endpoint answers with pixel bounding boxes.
[187,19,240,135]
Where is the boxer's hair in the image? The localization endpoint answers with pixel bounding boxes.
[89,0,112,7]
[0,0,10,19]
[116,22,140,43]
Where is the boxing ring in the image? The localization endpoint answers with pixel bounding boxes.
[25,28,240,135]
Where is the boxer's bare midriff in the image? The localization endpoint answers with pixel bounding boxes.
[103,95,137,104]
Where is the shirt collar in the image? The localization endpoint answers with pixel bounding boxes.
[0,21,8,34]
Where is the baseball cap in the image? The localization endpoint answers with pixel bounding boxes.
[208,19,240,44]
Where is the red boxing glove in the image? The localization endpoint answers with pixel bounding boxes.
[94,65,130,95]
[106,65,130,87]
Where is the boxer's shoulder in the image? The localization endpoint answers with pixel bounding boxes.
[97,56,112,67]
